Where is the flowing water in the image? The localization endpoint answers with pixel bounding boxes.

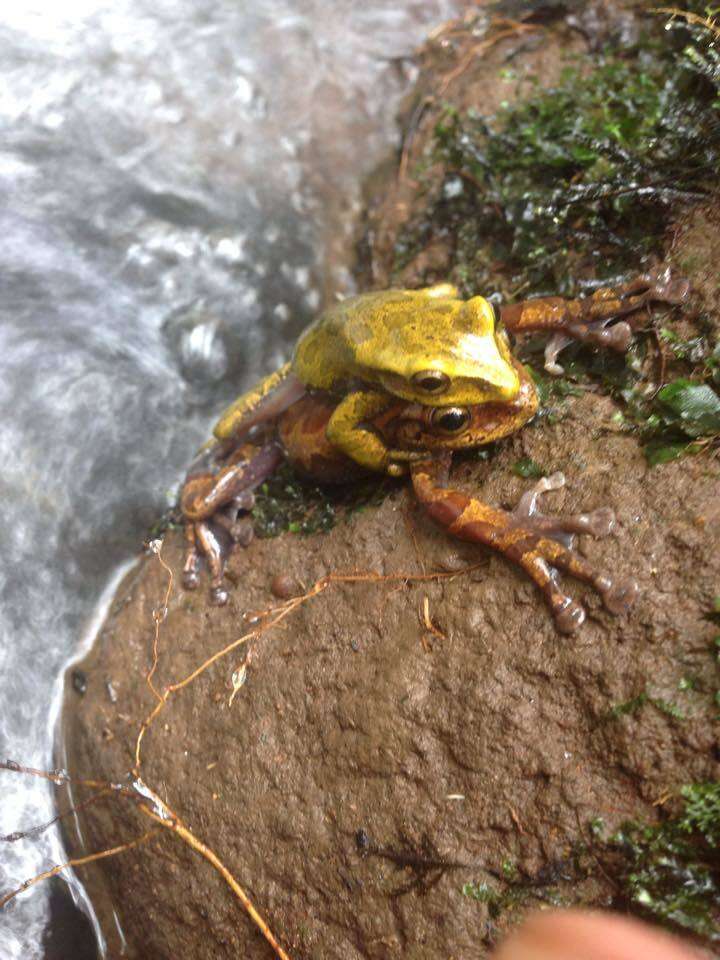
[0,1,464,954]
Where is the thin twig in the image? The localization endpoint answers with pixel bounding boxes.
[651,6,720,38]
[0,789,115,843]
[1,548,484,950]
[0,760,132,796]
[135,783,292,960]
[0,830,158,909]
[422,595,448,643]
[145,539,174,703]
[437,21,540,97]
[134,561,485,771]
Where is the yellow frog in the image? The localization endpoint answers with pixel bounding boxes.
[180,267,689,631]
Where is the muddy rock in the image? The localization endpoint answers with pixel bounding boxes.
[62,4,720,955]
[63,391,720,958]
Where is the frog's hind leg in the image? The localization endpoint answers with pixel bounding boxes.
[192,521,231,605]
[181,442,283,523]
[213,362,306,442]
[500,266,690,374]
[411,456,637,634]
[181,441,284,605]
[182,522,202,590]
[185,495,258,605]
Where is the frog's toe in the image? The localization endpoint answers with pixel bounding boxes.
[210,585,229,606]
[233,490,255,511]
[539,471,566,493]
[600,576,639,614]
[183,570,200,590]
[600,320,632,352]
[544,333,572,375]
[553,596,586,634]
[584,507,615,538]
[664,276,691,304]
[230,516,254,546]
[642,266,691,304]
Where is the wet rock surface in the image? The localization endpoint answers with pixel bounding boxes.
[61,4,720,956]
[63,390,720,958]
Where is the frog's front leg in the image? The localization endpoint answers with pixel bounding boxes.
[500,266,690,374]
[411,455,637,633]
[326,389,425,476]
[181,441,283,604]
[213,362,306,442]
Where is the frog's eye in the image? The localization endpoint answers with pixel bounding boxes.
[430,406,470,435]
[411,369,450,394]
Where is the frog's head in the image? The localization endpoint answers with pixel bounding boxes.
[388,360,538,453]
[366,295,520,406]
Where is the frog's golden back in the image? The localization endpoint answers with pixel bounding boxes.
[292,289,448,389]
[293,285,518,401]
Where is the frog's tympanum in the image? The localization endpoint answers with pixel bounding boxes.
[180,268,689,632]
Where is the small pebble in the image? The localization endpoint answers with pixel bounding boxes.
[72,670,88,696]
[436,550,468,572]
[355,828,370,852]
[270,573,297,599]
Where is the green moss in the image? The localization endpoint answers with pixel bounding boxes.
[251,463,337,538]
[605,690,685,721]
[398,5,720,297]
[461,879,542,918]
[461,784,720,940]
[511,456,545,479]
[607,782,720,940]
[251,462,400,539]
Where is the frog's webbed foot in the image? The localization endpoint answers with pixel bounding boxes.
[211,491,256,544]
[631,266,691,306]
[506,472,638,632]
[543,267,691,374]
[502,267,690,375]
[543,325,631,376]
[180,442,282,605]
[542,308,638,377]
[411,457,638,634]
[512,471,615,542]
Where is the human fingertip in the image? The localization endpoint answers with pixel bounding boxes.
[492,909,699,960]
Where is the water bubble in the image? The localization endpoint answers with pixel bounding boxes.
[163,309,229,384]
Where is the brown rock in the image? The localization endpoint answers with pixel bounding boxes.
[62,393,720,959]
